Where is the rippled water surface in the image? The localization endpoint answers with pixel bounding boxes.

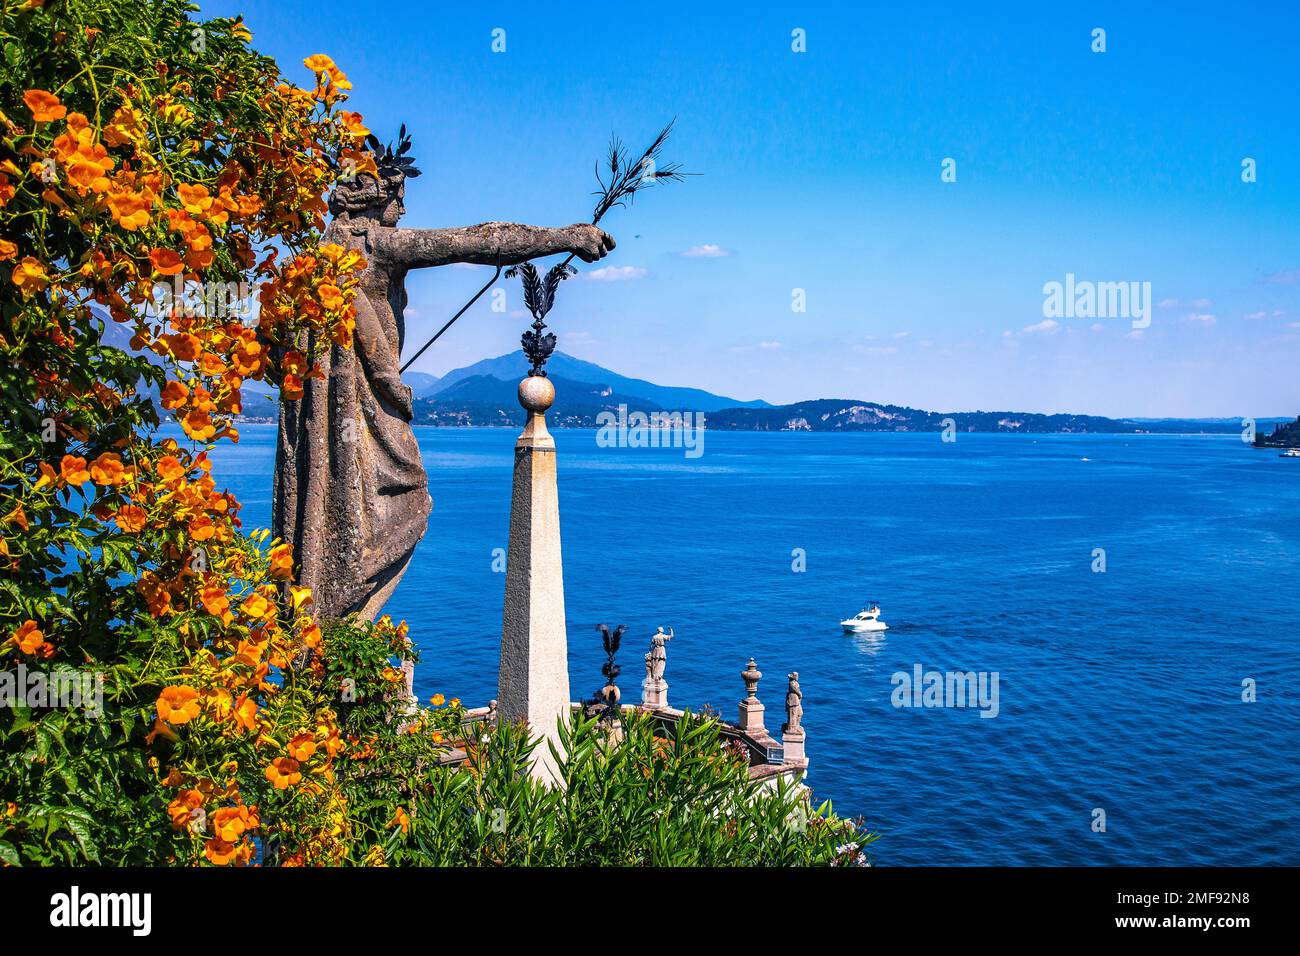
[210,426,1300,865]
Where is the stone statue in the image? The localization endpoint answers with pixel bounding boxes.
[783,671,803,734]
[273,133,615,620]
[640,626,672,709]
[649,626,672,682]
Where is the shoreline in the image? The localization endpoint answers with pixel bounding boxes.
[230,420,1275,439]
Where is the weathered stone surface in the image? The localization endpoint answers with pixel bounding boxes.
[272,158,613,621]
[498,376,572,783]
[782,728,806,763]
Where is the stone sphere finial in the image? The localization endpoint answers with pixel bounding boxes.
[518,375,555,414]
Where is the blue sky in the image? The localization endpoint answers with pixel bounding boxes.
[209,0,1300,417]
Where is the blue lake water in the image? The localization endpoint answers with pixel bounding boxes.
[207,425,1300,865]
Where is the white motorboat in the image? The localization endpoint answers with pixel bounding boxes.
[841,605,888,632]
[1281,449,1300,458]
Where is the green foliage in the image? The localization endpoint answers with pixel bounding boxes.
[335,634,875,867]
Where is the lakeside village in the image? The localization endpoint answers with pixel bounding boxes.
[595,406,706,455]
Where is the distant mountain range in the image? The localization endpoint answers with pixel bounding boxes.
[88,316,1291,436]
[417,351,769,412]
[405,371,441,396]
[407,351,1287,435]
[697,401,1290,435]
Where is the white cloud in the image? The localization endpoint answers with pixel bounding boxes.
[856,345,898,355]
[450,262,488,271]
[1263,268,1300,285]
[1090,323,1104,332]
[1022,319,1061,335]
[729,340,783,353]
[1190,298,1214,308]
[893,331,910,339]
[585,265,647,281]
[1183,312,1216,324]
[1244,311,1268,320]
[1126,329,1145,340]
[680,244,729,258]
[1158,298,1180,309]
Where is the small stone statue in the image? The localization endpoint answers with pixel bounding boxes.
[649,626,672,682]
[400,657,416,713]
[784,672,803,734]
[641,626,672,710]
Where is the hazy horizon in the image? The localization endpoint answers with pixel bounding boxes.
[420,347,1295,421]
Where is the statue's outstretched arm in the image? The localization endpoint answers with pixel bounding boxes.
[381,221,614,270]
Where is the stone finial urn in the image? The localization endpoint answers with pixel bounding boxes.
[738,658,765,733]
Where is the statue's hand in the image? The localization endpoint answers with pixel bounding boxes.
[395,383,415,420]
[377,374,414,420]
[569,224,616,263]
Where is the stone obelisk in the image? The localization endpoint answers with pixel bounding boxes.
[498,374,571,784]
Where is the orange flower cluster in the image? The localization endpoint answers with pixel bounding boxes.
[256,243,363,398]
[303,55,352,104]
[0,7,423,868]
[6,620,53,658]
[164,777,261,866]
[7,69,367,448]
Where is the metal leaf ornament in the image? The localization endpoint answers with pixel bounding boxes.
[506,261,575,376]
[597,623,625,684]
[366,123,422,179]
[587,623,626,721]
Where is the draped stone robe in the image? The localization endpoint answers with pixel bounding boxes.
[273,217,429,622]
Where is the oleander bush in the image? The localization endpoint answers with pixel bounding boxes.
[405,709,873,867]
[0,0,870,867]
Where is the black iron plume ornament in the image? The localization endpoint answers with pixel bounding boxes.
[506,261,573,376]
[589,623,626,721]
